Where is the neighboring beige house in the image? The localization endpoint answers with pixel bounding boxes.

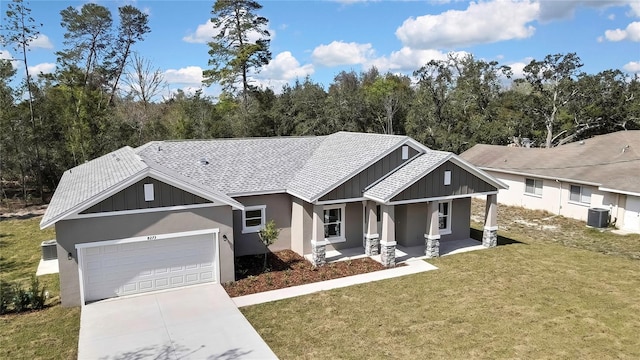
[41,132,506,307]
[461,131,640,233]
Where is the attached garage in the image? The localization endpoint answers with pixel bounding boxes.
[77,229,220,304]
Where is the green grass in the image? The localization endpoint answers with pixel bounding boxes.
[242,203,640,359]
[0,217,80,359]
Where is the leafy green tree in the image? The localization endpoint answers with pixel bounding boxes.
[522,53,583,148]
[203,0,271,103]
[58,3,113,88]
[363,71,412,135]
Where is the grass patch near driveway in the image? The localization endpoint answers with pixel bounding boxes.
[243,203,640,359]
[0,217,80,359]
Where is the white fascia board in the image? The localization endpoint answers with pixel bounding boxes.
[598,187,640,197]
[286,189,313,204]
[228,189,287,197]
[386,191,499,205]
[449,155,509,190]
[480,167,600,187]
[363,193,388,205]
[314,197,366,205]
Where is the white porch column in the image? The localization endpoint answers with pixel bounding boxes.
[380,205,396,267]
[364,201,380,256]
[483,194,498,248]
[311,204,328,266]
[425,201,440,258]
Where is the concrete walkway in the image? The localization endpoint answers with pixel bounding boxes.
[233,259,438,307]
[78,284,277,360]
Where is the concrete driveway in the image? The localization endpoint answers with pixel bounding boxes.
[78,284,278,359]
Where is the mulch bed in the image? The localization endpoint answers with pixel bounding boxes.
[223,249,388,297]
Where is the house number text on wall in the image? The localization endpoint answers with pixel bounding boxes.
[147,235,157,241]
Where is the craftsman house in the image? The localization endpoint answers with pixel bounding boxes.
[41,132,506,306]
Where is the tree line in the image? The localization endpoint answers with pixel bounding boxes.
[1,0,639,204]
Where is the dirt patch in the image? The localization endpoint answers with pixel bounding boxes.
[0,205,47,221]
[223,249,388,297]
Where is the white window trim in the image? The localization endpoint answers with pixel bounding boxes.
[524,178,543,197]
[439,200,452,235]
[444,171,452,186]
[143,183,154,202]
[242,205,266,234]
[569,185,591,206]
[324,204,346,243]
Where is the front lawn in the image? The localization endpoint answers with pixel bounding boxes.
[242,203,640,359]
[0,217,80,359]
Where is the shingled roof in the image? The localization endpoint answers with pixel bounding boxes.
[460,131,640,195]
[42,132,504,228]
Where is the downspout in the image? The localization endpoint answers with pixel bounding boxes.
[556,179,562,215]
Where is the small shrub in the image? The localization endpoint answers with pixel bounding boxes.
[29,276,46,310]
[12,284,30,312]
[0,277,48,314]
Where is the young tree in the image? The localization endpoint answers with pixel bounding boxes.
[203,0,271,103]
[258,219,279,271]
[1,0,44,198]
[522,53,583,148]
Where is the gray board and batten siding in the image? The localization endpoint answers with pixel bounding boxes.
[81,177,211,214]
[391,161,496,202]
[320,145,420,201]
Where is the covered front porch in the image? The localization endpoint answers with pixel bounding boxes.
[305,237,486,265]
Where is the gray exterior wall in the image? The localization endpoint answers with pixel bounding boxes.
[392,161,496,202]
[291,197,313,255]
[82,177,210,214]
[55,206,234,307]
[326,202,364,251]
[395,198,471,246]
[232,193,292,256]
[320,145,420,201]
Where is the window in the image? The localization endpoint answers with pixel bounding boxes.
[525,178,543,196]
[324,204,345,242]
[242,205,266,233]
[143,183,154,202]
[438,201,451,235]
[444,171,452,186]
[569,185,591,204]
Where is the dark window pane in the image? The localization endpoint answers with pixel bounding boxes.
[246,218,262,227]
[246,209,262,219]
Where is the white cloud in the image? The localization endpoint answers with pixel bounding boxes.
[366,47,464,72]
[0,49,18,69]
[258,51,314,80]
[28,62,55,76]
[183,19,274,44]
[311,41,374,66]
[623,61,640,73]
[603,21,640,42]
[163,66,204,85]
[396,0,539,49]
[29,34,54,49]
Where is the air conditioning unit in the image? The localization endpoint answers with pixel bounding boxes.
[587,208,609,228]
[41,239,58,261]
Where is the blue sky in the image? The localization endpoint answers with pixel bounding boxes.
[1,0,639,100]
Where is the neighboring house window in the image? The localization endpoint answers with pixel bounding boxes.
[439,201,452,235]
[570,185,591,204]
[324,204,345,242]
[525,178,543,196]
[242,205,266,233]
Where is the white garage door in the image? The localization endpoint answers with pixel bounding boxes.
[79,231,218,303]
[623,196,640,233]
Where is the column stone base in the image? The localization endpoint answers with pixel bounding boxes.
[425,234,440,258]
[364,234,380,256]
[311,240,328,267]
[380,241,396,267]
[482,226,498,248]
